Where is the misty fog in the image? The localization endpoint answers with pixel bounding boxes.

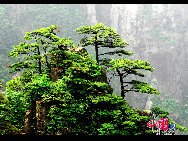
[0,4,188,135]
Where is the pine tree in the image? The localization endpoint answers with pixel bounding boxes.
[75,23,132,65]
[75,23,160,98]
[109,59,159,98]
[8,25,76,79]
[7,25,77,134]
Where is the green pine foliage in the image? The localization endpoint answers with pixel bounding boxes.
[0,79,23,135]
[0,80,2,88]
[151,94,188,134]
[1,25,187,135]
[75,23,130,65]
[109,59,155,71]
[75,23,160,99]
[75,23,129,48]
[150,107,187,133]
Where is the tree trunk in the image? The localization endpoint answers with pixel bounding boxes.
[117,68,124,98]
[94,36,99,64]
[37,46,42,74]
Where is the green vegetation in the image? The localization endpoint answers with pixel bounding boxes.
[0,4,87,92]
[76,23,160,98]
[0,24,187,135]
[151,107,187,134]
[151,28,176,45]
[75,23,130,66]
[151,94,188,134]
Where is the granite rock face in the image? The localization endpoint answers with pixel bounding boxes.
[74,47,88,57]
[0,90,5,96]
[86,4,188,110]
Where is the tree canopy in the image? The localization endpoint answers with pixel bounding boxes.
[75,23,160,98]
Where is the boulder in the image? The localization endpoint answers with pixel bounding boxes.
[24,100,50,135]
[36,100,50,135]
[74,47,88,57]
[144,95,153,110]
[0,90,5,96]
[97,68,108,84]
[142,109,152,117]
[74,47,108,83]
[50,47,88,82]
[50,67,61,82]
[24,109,33,134]
[12,71,21,79]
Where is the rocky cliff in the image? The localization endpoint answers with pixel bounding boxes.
[86,4,188,112]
